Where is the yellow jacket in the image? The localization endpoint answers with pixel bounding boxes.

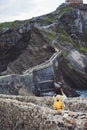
[54,100,64,110]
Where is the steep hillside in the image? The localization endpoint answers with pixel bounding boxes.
[35,3,87,89]
[0,26,54,74]
[0,3,87,130]
[0,3,87,92]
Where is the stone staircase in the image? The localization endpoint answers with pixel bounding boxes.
[0,50,62,96]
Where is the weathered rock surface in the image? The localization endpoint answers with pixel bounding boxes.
[0,95,87,130]
[0,4,87,130]
[0,26,31,72]
[58,58,87,89]
[0,59,79,97]
[57,4,87,46]
[53,4,87,90]
[67,49,87,74]
[54,82,79,97]
[0,26,53,74]
[0,52,61,96]
[0,3,87,96]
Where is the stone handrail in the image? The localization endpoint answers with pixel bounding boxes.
[0,50,62,95]
[24,50,62,74]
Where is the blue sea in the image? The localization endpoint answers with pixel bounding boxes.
[76,90,87,97]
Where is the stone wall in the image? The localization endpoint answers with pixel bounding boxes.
[0,51,61,96]
[0,95,87,130]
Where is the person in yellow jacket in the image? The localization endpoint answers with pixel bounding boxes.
[55,88,67,107]
[53,96,64,110]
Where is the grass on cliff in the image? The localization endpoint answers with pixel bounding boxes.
[83,29,87,43]
[57,6,74,17]
[56,28,74,44]
[0,20,26,31]
[79,47,87,53]
[62,50,69,58]
[67,62,74,70]
[39,28,57,41]
[44,15,56,23]
[42,6,74,24]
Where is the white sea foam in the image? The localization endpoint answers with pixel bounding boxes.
[76,90,87,97]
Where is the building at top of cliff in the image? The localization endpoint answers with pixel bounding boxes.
[66,0,83,4]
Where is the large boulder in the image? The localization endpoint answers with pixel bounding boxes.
[58,57,87,89]
[67,49,87,74]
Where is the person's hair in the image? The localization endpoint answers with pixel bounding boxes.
[54,93,56,96]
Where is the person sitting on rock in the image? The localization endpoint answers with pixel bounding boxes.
[53,96,64,110]
[56,88,67,102]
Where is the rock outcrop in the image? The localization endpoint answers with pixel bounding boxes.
[0,50,79,97]
[0,26,31,72]
[0,26,54,74]
[58,57,87,89]
[0,3,87,96]
[0,95,87,130]
[67,49,87,73]
[54,4,87,90]
[0,3,87,130]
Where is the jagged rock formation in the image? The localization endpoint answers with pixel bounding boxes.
[0,26,31,72]
[0,3,87,130]
[0,3,87,96]
[29,3,87,89]
[0,50,79,97]
[0,26,54,74]
[0,95,87,130]
[54,4,87,89]
[7,27,55,74]
[58,58,87,89]
[0,41,80,97]
[67,49,87,73]
[0,51,59,96]
[57,6,87,47]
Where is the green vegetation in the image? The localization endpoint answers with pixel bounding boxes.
[0,20,25,31]
[79,47,87,53]
[62,50,68,58]
[56,28,74,44]
[37,19,52,26]
[83,29,87,42]
[0,22,13,31]
[40,28,56,40]
[67,62,73,70]
[70,4,80,9]
[44,15,56,23]
[57,6,74,17]
[37,6,74,26]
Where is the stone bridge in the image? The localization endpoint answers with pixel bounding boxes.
[0,50,62,96]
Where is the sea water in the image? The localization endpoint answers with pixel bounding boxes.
[76,90,87,97]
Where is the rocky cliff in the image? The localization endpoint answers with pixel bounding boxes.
[0,3,87,95]
[0,3,87,129]
[0,26,54,74]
